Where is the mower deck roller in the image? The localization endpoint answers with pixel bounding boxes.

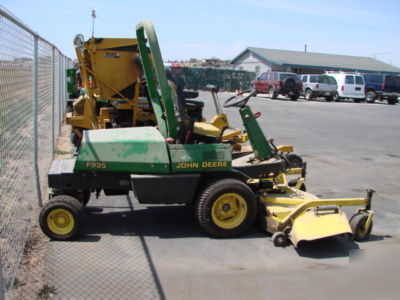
[39,21,375,248]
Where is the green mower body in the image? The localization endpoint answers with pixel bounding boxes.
[75,126,232,174]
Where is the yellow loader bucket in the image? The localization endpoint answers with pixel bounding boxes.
[289,209,352,247]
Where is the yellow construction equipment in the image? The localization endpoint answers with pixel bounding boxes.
[67,35,156,143]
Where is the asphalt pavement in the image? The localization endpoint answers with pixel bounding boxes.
[45,92,400,299]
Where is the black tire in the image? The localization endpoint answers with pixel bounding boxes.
[268,87,277,99]
[71,128,82,147]
[354,98,361,103]
[67,104,73,113]
[289,95,298,101]
[288,179,306,192]
[55,189,91,206]
[271,231,288,247]
[333,94,340,102]
[350,212,373,241]
[325,96,333,102]
[39,195,86,241]
[387,97,398,105]
[195,178,257,238]
[285,153,303,168]
[305,89,313,101]
[365,91,376,103]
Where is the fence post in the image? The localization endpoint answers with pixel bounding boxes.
[61,57,65,115]
[61,55,67,115]
[0,253,4,300]
[32,34,42,207]
[58,52,62,134]
[51,47,55,156]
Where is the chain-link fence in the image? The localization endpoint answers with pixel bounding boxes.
[0,7,73,299]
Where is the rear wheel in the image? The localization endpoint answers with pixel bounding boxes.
[387,97,398,105]
[286,153,303,168]
[39,195,86,240]
[195,179,257,237]
[268,87,277,99]
[304,89,313,101]
[365,91,376,103]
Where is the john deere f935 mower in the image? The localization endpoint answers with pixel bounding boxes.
[39,21,374,247]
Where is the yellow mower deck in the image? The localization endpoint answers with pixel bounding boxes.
[256,174,374,247]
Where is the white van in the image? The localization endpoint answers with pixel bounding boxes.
[325,72,365,102]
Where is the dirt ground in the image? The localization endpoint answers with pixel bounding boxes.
[10,123,74,300]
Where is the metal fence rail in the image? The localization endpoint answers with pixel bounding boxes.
[0,7,72,298]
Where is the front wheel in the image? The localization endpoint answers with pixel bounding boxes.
[54,189,91,206]
[333,94,340,102]
[350,212,373,241]
[195,179,257,237]
[271,231,289,247]
[304,89,313,101]
[39,195,86,240]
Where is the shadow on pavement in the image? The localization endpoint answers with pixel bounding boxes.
[80,199,391,260]
[295,233,393,259]
[364,234,392,242]
[82,205,266,240]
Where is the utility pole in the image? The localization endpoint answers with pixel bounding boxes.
[91,8,96,37]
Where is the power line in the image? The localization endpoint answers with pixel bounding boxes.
[373,49,400,58]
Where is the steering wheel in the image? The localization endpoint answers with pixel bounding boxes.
[224,89,257,108]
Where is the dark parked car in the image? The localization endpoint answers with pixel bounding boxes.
[252,71,303,100]
[362,73,400,104]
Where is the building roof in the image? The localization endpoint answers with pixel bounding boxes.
[231,47,400,74]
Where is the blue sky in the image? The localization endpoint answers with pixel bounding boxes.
[2,0,400,67]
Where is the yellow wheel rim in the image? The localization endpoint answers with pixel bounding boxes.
[211,193,247,229]
[47,209,75,235]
